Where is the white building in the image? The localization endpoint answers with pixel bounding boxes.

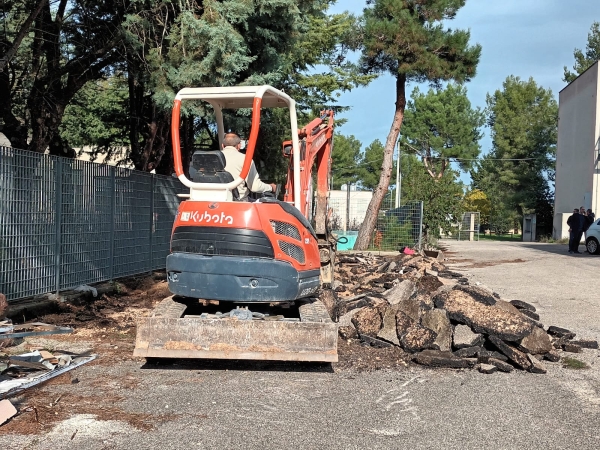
[328,189,373,232]
[553,61,600,239]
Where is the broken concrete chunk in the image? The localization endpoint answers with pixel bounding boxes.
[488,358,514,373]
[562,343,582,353]
[396,299,421,322]
[488,335,532,370]
[453,325,484,349]
[377,306,400,346]
[518,326,553,355]
[569,340,599,349]
[519,309,540,321]
[453,346,484,358]
[478,363,498,374]
[351,305,386,337]
[0,399,17,425]
[385,280,416,305]
[435,290,535,341]
[547,326,576,339]
[509,300,537,312]
[527,354,547,374]
[421,309,452,352]
[395,311,437,353]
[543,350,561,362]
[452,285,497,306]
[413,350,470,368]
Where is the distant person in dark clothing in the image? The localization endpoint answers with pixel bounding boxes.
[584,209,596,249]
[567,208,585,254]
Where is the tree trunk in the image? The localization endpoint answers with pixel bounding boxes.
[354,74,407,250]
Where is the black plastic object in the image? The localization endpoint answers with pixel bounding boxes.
[171,226,274,258]
[190,150,234,184]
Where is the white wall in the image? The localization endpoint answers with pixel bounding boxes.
[328,190,373,231]
[554,62,600,238]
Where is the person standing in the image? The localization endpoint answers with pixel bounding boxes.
[567,208,584,254]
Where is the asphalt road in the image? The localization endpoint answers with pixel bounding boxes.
[5,240,600,449]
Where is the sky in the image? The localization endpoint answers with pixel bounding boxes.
[328,0,600,186]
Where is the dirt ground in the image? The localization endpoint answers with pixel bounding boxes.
[1,271,416,436]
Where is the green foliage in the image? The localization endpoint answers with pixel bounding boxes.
[472,76,557,236]
[400,155,464,240]
[373,216,416,250]
[60,78,129,149]
[400,84,484,178]
[331,134,362,189]
[462,189,491,223]
[564,21,600,83]
[359,139,396,190]
[361,0,481,83]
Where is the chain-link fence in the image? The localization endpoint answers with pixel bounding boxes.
[0,146,186,301]
[327,192,423,251]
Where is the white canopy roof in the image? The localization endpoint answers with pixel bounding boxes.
[175,85,292,109]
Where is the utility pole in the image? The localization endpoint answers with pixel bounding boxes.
[394,141,401,208]
[346,181,351,232]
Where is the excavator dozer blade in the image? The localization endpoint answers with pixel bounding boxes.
[133,296,338,362]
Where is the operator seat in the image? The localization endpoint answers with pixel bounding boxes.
[190,150,239,200]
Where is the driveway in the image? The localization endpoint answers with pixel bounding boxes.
[3,240,600,449]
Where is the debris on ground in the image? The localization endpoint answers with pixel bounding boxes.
[0,399,17,426]
[325,251,599,374]
[1,349,96,397]
[0,321,73,340]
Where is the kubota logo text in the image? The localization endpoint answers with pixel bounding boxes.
[180,211,233,225]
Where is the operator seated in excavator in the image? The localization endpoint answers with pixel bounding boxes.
[220,132,276,201]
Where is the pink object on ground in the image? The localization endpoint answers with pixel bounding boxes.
[402,247,416,255]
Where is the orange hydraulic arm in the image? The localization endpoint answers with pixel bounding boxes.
[283,111,334,235]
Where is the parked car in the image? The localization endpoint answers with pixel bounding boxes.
[585,219,600,254]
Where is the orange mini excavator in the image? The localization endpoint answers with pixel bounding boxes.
[134,86,338,362]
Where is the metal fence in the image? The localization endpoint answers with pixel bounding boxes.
[327,194,423,251]
[454,212,481,241]
[0,146,186,301]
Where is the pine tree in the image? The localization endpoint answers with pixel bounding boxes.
[564,22,600,83]
[353,0,480,250]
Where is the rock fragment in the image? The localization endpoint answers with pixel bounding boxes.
[527,354,547,374]
[351,305,385,337]
[518,326,553,355]
[519,309,540,321]
[562,343,582,353]
[435,289,535,341]
[385,280,416,305]
[488,335,532,370]
[569,340,598,349]
[488,358,514,373]
[547,326,576,339]
[453,346,484,358]
[377,306,400,346]
[421,309,452,352]
[396,311,437,353]
[478,363,498,374]
[413,350,470,368]
[509,300,536,312]
[543,350,561,362]
[453,325,485,349]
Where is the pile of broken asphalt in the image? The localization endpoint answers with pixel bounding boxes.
[322,252,599,374]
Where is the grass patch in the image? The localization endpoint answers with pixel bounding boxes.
[479,234,522,242]
[562,356,590,370]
